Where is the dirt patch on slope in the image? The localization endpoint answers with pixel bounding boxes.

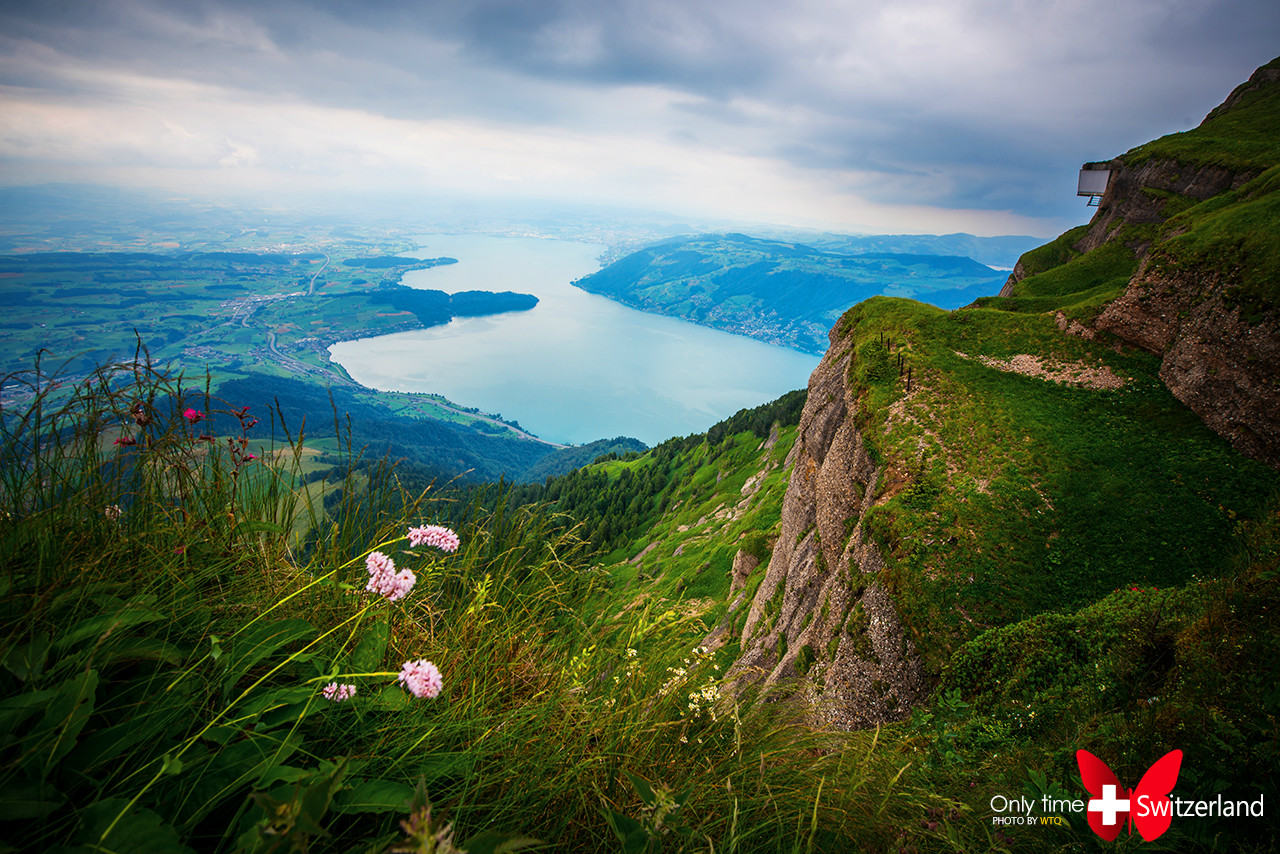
[955,351,1125,390]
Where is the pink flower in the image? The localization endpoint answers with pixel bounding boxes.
[398,659,443,699]
[183,408,204,423]
[244,453,257,461]
[365,551,416,601]
[322,682,357,702]
[113,436,137,447]
[408,525,460,553]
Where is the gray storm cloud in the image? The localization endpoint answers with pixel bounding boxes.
[0,0,1276,233]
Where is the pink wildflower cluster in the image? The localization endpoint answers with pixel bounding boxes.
[183,408,204,423]
[408,525,460,553]
[398,659,443,699]
[366,551,416,602]
[322,682,357,702]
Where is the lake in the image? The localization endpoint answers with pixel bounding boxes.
[328,234,822,446]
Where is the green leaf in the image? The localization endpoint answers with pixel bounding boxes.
[98,637,185,668]
[297,758,349,835]
[0,685,61,743]
[624,770,656,805]
[371,684,410,710]
[3,632,51,680]
[236,685,315,718]
[21,668,98,779]
[73,798,194,854]
[234,519,286,536]
[351,617,390,673]
[53,604,164,651]
[221,619,315,702]
[332,779,416,815]
[0,779,65,820]
[184,732,305,827]
[161,752,184,777]
[61,699,186,774]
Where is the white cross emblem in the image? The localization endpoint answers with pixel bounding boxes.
[1088,784,1131,826]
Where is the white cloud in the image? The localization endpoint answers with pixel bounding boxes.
[0,0,1276,234]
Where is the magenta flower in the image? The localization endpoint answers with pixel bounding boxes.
[408,525,460,553]
[183,408,204,423]
[244,453,257,461]
[365,551,416,602]
[322,682,357,702]
[398,659,443,699]
[113,436,137,447]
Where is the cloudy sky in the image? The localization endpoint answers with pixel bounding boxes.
[1,0,1276,237]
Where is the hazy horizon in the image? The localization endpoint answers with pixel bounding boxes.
[2,1,1278,241]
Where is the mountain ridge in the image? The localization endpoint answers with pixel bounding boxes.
[574,232,1011,354]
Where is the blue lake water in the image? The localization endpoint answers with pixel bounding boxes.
[328,234,821,446]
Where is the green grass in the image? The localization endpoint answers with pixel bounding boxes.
[829,298,1277,674]
[1123,56,1280,173]
[974,237,1141,319]
[1151,163,1280,312]
[0,362,928,853]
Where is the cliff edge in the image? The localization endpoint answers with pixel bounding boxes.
[724,59,1280,725]
[997,56,1280,469]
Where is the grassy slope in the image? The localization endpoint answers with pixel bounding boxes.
[528,58,1280,850]
[0,369,928,854]
[982,55,1280,319]
[507,308,1278,849]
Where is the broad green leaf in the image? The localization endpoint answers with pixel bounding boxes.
[0,779,65,820]
[3,633,51,681]
[184,731,305,827]
[624,770,656,805]
[53,605,164,651]
[351,617,390,673]
[21,668,98,779]
[98,636,185,668]
[234,519,286,536]
[237,685,315,718]
[221,618,315,702]
[332,779,415,815]
[236,684,321,731]
[72,798,194,854]
[61,701,185,774]
[0,685,60,741]
[461,830,543,854]
[257,764,312,788]
[296,757,349,836]
[371,684,409,710]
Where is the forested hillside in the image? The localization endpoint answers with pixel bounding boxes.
[574,233,1010,353]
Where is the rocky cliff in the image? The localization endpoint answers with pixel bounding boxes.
[1002,57,1280,469]
[726,324,927,729]
[721,58,1280,728]
[1094,253,1280,468]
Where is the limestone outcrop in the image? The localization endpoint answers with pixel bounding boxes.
[1095,259,1280,468]
[1005,58,1280,470]
[726,326,926,730]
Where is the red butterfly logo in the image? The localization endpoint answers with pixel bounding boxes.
[1076,749,1183,841]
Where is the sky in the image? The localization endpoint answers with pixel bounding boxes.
[0,0,1277,238]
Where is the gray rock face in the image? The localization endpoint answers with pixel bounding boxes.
[1075,158,1255,257]
[727,327,927,730]
[1096,260,1280,469]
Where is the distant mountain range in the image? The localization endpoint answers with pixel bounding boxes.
[573,232,1015,354]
